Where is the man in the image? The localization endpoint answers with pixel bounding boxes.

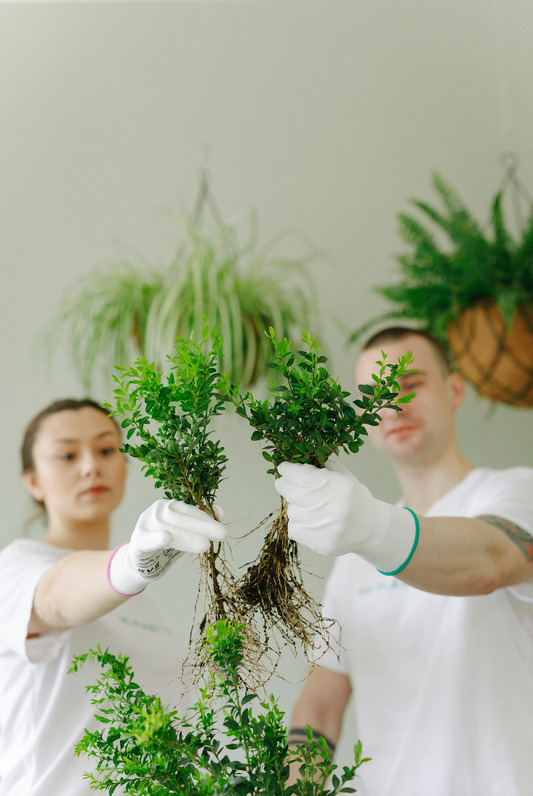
[277,327,533,796]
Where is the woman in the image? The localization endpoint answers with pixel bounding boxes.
[0,398,226,796]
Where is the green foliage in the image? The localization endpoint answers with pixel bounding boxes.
[218,330,415,657]
[70,620,368,795]
[49,206,321,392]
[105,322,227,513]
[104,323,249,667]
[222,329,415,472]
[349,173,533,344]
[287,731,370,796]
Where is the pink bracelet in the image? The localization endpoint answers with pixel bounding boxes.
[106,543,147,597]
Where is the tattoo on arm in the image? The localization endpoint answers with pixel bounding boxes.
[477,515,533,563]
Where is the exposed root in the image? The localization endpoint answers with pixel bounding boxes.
[183,541,274,692]
[182,500,337,691]
[232,498,336,661]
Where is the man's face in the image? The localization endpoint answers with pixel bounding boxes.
[354,334,466,467]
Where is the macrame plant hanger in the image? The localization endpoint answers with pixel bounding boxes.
[192,149,224,231]
[446,0,533,407]
[191,5,225,235]
[493,151,533,237]
[448,152,533,407]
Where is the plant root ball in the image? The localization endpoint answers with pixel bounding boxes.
[232,500,336,659]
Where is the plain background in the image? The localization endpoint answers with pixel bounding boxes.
[1,0,533,773]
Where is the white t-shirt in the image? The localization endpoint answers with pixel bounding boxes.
[319,467,533,796]
[0,539,191,796]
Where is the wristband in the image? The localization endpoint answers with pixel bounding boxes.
[287,726,336,756]
[377,507,420,576]
[106,544,147,597]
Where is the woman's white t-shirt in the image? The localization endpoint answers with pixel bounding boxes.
[319,467,533,796]
[0,539,191,796]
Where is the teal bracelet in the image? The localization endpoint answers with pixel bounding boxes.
[377,507,420,576]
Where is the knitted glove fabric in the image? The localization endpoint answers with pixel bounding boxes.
[108,499,227,596]
[275,458,418,575]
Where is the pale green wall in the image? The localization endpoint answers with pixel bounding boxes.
[1,0,532,772]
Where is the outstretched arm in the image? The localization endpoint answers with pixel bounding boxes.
[394,515,533,596]
[28,499,227,635]
[28,550,128,635]
[275,461,533,597]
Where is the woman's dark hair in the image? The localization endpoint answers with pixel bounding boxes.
[21,398,119,475]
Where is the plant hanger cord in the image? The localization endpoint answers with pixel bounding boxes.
[491,152,533,238]
[456,153,533,406]
[192,160,225,232]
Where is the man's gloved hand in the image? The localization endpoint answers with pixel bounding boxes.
[108,499,228,596]
[274,458,418,575]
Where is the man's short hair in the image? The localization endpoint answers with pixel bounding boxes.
[362,326,452,374]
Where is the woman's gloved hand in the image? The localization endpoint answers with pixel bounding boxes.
[108,499,227,595]
[274,458,418,575]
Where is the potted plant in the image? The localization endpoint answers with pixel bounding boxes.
[349,173,533,406]
[70,619,369,794]
[49,199,322,393]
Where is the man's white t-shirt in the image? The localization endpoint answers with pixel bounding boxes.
[318,467,533,796]
[0,539,191,796]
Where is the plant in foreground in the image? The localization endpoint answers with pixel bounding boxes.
[220,330,415,655]
[105,324,259,682]
[70,619,369,794]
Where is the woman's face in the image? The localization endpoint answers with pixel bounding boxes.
[23,408,127,526]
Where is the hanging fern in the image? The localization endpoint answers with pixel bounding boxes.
[349,173,533,345]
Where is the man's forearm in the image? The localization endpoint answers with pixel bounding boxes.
[290,699,344,748]
[286,666,352,785]
[396,516,533,596]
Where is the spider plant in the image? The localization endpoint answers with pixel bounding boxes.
[48,205,322,393]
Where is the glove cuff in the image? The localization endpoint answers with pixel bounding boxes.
[377,508,420,576]
[107,543,148,597]
[358,504,419,575]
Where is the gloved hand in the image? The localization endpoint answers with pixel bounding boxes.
[107,499,227,596]
[274,458,418,575]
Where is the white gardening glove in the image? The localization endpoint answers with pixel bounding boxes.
[108,499,227,596]
[275,458,419,575]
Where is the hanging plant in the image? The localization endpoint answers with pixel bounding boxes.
[348,169,533,405]
[49,187,322,393]
[220,330,415,657]
[70,619,370,795]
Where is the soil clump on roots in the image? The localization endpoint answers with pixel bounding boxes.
[186,541,267,691]
[233,500,335,659]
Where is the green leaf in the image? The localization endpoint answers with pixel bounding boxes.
[348,173,533,347]
[396,391,415,403]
